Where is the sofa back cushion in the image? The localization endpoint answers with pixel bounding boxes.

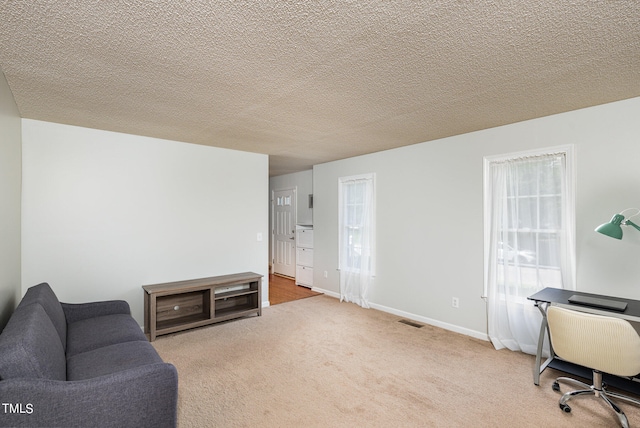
[18,282,67,350]
[0,303,66,381]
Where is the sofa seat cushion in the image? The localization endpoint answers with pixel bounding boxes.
[66,341,164,381]
[0,304,66,381]
[66,314,147,357]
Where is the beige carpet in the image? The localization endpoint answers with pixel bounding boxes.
[152,295,640,427]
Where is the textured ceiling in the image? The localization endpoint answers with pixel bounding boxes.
[1,1,639,176]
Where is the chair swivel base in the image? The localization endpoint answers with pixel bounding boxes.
[553,371,640,428]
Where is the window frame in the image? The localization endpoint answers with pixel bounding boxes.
[338,173,376,275]
[482,145,576,298]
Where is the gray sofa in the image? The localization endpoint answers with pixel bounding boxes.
[0,283,178,427]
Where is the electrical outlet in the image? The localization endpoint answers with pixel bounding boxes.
[452,297,459,308]
[324,271,328,278]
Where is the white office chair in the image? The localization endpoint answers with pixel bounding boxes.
[547,306,640,428]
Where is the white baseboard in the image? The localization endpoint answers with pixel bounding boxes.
[310,286,489,342]
[312,286,339,299]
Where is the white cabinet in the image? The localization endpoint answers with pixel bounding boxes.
[295,225,313,288]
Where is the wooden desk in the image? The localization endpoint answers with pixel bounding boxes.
[528,287,640,391]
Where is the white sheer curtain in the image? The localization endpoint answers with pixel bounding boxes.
[338,173,376,308]
[485,149,575,354]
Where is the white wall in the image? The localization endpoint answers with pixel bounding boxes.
[0,71,22,329]
[22,120,269,325]
[313,97,640,340]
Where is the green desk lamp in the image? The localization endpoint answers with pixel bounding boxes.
[595,208,640,239]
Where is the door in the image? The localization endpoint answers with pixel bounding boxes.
[272,188,296,277]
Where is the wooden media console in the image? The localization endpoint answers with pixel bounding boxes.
[143,272,262,341]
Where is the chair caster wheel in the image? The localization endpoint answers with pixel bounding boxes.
[559,403,571,413]
[552,381,560,392]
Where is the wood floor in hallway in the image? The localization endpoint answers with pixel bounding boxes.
[269,274,322,305]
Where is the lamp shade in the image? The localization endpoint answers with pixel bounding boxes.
[595,214,625,239]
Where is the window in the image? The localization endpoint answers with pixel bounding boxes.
[338,173,376,308]
[341,180,367,271]
[276,195,291,206]
[484,146,575,353]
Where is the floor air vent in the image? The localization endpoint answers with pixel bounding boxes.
[398,319,424,328]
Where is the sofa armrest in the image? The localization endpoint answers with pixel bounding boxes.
[0,362,178,428]
[61,300,131,324]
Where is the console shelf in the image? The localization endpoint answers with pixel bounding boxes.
[143,272,262,341]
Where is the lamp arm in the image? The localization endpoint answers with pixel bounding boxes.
[624,219,640,232]
[622,208,640,222]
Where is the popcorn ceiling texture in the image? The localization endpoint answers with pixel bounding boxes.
[1,1,639,175]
